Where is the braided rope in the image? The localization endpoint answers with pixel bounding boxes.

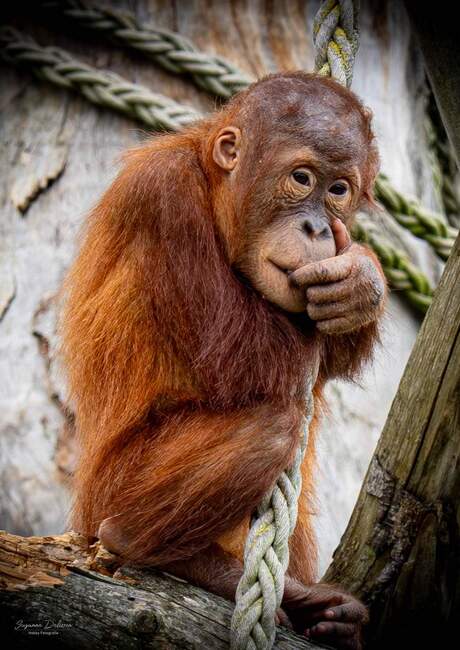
[311,1,458,260]
[352,217,433,313]
[0,27,200,131]
[42,0,253,99]
[312,1,435,314]
[313,0,360,87]
[374,175,457,261]
[230,375,316,650]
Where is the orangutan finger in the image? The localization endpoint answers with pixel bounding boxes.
[289,255,353,288]
[323,601,369,624]
[331,217,352,253]
[308,621,356,638]
[307,297,361,321]
[306,277,355,304]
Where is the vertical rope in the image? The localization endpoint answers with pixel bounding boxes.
[231,3,360,648]
[230,371,317,650]
[230,0,358,650]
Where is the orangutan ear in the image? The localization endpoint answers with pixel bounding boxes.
[212,127,241,171]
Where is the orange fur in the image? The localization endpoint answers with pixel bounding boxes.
[60,73,382,595]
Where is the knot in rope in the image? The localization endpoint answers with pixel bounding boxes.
[231,377,316,650]
[313,0,360,87]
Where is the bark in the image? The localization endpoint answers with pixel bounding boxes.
[0,531,319,649]
[324,228,460,645]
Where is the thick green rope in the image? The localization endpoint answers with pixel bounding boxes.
[0,27,200,131]
[0,27,438,314]
[374,175,457,261]
[36,0,459,262]
[41,0,252,99]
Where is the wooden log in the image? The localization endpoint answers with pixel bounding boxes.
[0,530,321,649]
[324,224,460,646]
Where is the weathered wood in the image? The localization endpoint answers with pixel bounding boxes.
[0,530,321,649]
[324,226,460,645]
[0,0,443,575]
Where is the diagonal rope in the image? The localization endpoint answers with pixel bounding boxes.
[374,175,457,261]
[352,216,434,313]
[0,27,200,131]
[41,0,253,99]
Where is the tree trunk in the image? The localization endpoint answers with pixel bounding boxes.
[324,228,460,645]
[0,531,319,649]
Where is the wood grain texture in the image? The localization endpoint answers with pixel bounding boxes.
[324,230,460,645]
[0,531,320,649]
[0,0,443,574]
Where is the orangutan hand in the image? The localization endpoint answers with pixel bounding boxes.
[289,218,386,334]
[282,579,369,650]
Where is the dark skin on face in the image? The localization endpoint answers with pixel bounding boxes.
[91,76,385,650]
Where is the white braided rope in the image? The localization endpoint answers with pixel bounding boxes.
[231,371,317,650]
[313,0,360,87]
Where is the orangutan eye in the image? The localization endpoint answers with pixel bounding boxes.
[329,181,349,196]
[292,169,313,187]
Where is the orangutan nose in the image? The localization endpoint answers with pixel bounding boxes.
[301,214,331,240]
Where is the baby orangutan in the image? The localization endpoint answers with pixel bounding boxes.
[61,72,385,649]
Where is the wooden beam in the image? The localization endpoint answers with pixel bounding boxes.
[0,530,320,649]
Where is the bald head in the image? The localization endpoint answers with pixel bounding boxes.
[208,72,377,197]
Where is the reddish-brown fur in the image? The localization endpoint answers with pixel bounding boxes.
[61,73,382,591]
